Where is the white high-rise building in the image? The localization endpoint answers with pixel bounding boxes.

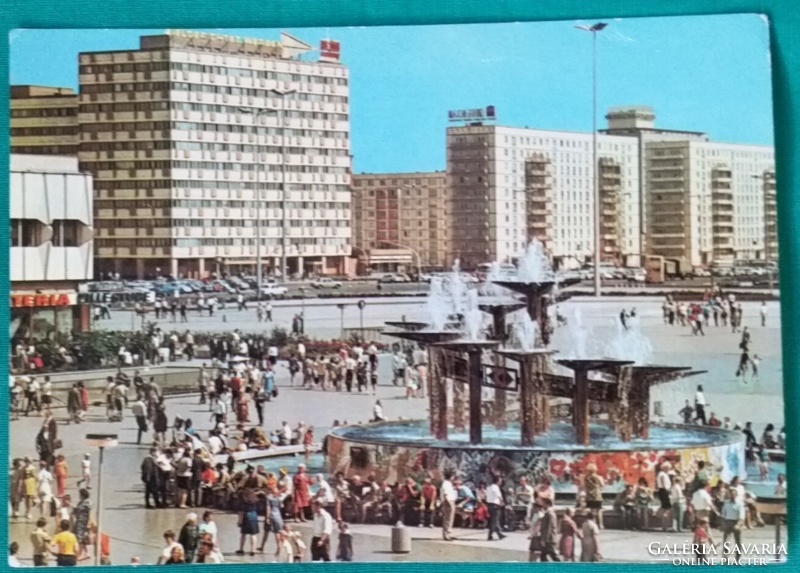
[645,140,775,267]
[78,30,352,279]
[447,123,640,269]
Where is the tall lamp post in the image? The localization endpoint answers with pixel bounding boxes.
[85,433,118,566]
[239,88,296,295]
[576,22,608,298]
[753,172,777,293]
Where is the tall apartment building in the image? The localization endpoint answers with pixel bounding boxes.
[351,172,448,272]
[602,105,709,255]
[645,140,775,267]
[77,30,352,279]
[10,85,80,156]
[447,124,640,269]
[11,155,94,339]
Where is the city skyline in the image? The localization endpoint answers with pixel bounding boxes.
[10,13,774,173]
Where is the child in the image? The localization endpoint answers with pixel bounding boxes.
[76,454,91,490]
[336,520,354,562]
[284,525,305,562]
[692,516,716,557]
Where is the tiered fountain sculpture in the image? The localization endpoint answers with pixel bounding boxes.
[327,240,745,496]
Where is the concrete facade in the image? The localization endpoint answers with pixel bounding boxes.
[644,140,775,267]
[10,154,94,339]
[351,171,448,272]
[447,123,640,269]
[10,85,80,156]
[77,30,352,279]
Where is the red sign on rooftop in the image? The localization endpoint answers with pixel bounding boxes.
[320,40,341,61]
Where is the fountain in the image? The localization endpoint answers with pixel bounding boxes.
[327,243,745,497]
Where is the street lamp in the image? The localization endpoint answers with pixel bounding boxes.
[239,88,297,294]
[85,433,118,566]
[379,240,422,290]
[576,21,608,298]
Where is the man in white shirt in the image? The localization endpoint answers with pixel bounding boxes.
[440,470,457,541]
[207,431,224,455]
[690,482,716,524]
[486,475,506,541]
[515,476,535,522]
[210,399,227,426]
[720,489,745,560]
[694,384,707,425]
[131,397,148,444]
[281,421,292,446]
[268,345,279,367]
[311,499,333,561]
[297,342,306,360]
[315,474,335,504]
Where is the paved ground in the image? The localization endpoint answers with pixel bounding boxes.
[10,297,786,564]
[99,296,784,428]
[8,379,781,565]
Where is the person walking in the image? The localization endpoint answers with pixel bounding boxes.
[236,491,260,557]
[558,507,581,561]
[656,462,673,531]
[131,397,148,445]
[721,488,745,562]
[293,464,311,523]
[580,511,602,561]
[538,498,560,561]
[694,385,707,425]
[259,486,285,555]
[141,448,163,509]
[310,500,332,562]
[72,489,92,562]
[760,301,767,327]
[178,513,199,563]
[439,471,457,541]
[49,520,78,567]
[53,455,68,499]
[266,302,273,322]
[486,474,506,541]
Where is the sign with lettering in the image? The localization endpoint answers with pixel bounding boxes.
[448,106,496,123]
[165,29,282,49]
[11,293,76,308]
[320,40,341,62]
[77,292,155,304]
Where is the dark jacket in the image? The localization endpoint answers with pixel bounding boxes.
[141,456,161,485]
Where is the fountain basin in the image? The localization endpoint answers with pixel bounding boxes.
[326,420,745,494]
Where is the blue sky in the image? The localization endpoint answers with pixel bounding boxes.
[10,14,773,173]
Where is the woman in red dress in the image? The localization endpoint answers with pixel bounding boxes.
[292,464,311,522]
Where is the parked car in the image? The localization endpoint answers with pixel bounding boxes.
[378,273,409,284]
[259,280,288,298]
[311,277,343,289]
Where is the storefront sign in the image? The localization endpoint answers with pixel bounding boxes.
[77,291,155,304]
[448,105,496,122]
[11,293,76,308]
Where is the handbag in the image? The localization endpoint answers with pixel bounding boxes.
[272,387,279,398]
[54,439,63,450]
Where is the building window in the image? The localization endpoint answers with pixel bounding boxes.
[11,219,41,247]
[52,220,81,247]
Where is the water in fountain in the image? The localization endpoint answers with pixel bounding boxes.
[512,313,538,351]
[605,312,653,364]
[426,276,450,331]
[462,289,484,341]
[481,261,503,297]
[516,238,555,283]
[567,307,590,359]
[446,260,469,317]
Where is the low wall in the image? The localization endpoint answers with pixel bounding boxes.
[33,365,201,407]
